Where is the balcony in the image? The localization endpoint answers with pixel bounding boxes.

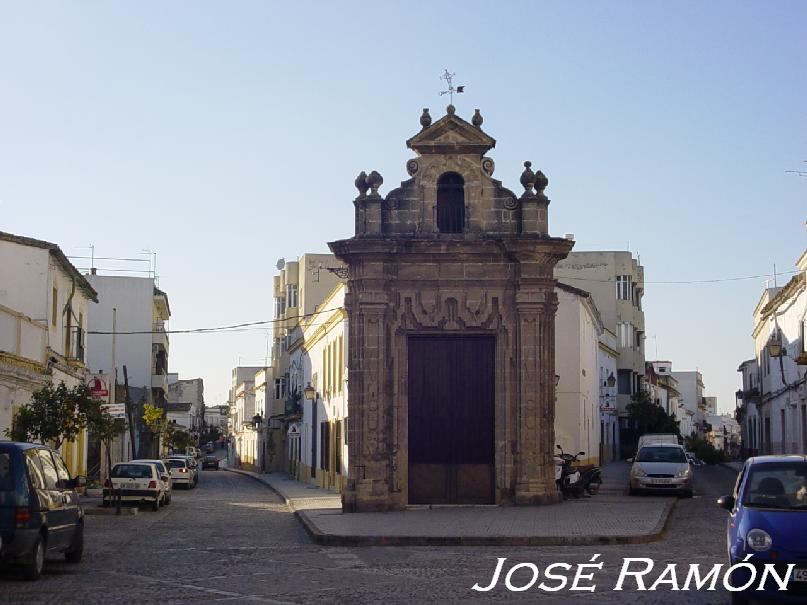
[152,372,168,391]
[152,320,169,351]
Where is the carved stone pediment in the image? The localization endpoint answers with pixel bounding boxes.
[406,111,495,156]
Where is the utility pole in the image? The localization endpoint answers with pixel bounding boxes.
[123,365,137,460]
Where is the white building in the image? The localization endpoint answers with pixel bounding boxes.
[166,377,204,435]
[204,404,229,431]
[672,370,705,437]
[85,274,171,459]
[232,377,258,469]
[739,249,807,454]
[555,251,646,451]
[294,283,348,490]
[0,231,98,477]
[598,329,619,464]
[554,283,604,466]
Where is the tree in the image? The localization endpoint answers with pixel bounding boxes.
[142,404,169,457]
[4,382,92,449]
[626,389,681,436]
[170,430,193,452]
[84,399,126,481]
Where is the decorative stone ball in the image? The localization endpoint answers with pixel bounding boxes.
[472,109,483,128]
[520,161,536,192]
[535,170,549,193]
[446,104,456,116]
[420,108,432,129]
[366,170,384,195]
[354,171,369,197]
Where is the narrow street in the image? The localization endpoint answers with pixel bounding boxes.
[0,465,740,605]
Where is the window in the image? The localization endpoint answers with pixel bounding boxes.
[0,451,13,491]
[286,284,298,308]
[617,369,632,395]
[52,452,72,488]
[338,336,344,392]
[52,287,58,326]
[320,421,330,471]
[274,377,286,401]
[436,172,465,233]
[335,420,342,475]
[24,450,45,490]
[616,275,633,301]
[37,449,59,489]
[274,297,286,318]
[617,322,633,350]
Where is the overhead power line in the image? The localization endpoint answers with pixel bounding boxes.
[87,306,345,336]
[561,269,800,285]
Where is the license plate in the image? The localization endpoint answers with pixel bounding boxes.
[652,479,672,484]
[793,569,807,582]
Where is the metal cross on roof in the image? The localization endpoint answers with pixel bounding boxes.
[439,69,464,104]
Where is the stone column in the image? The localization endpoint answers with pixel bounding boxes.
[514,287,562,505]
[342,281,394,512]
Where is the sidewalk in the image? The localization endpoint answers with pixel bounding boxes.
[224,466,675,547]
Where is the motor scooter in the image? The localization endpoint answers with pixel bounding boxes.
[555,445,602,497]
[554,445,585,499]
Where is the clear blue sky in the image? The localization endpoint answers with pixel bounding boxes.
[2,1,805,412]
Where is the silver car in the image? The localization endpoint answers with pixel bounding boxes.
[628,443,693,497]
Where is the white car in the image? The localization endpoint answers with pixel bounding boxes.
[131,459,172,504]
[104,462,165,510]
[628,443,693,497]
[165,457,197,489]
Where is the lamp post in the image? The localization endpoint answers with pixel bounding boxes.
[303,383,317,479]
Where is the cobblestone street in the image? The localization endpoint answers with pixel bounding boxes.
[0,465,740,605]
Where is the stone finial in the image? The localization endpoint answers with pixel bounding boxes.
[354,171,369,197]
[366,170,383,196]
[520,161,536,197]
[420,108,432,129]
[472,109,483,128]
[535,170,549,197]
[446,104,456,116]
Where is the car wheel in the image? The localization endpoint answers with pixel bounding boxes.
[23,535,45,581]
[165,493,171,505]
[682,490,694,499]
[586,481,601,496]
[65,524,84,563]
[152,495,160,511]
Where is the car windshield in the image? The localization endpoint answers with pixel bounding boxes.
[636,446,687,463]
[742,462,807,510]
[0,451,13,491]
[165,459,187,469]
[112,464,153,479]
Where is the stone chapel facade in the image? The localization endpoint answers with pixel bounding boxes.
[329,106,574,512]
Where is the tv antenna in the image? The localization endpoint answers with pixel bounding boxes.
[439,69,464,105]
[785,161,807,177]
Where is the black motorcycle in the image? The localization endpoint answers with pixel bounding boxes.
[555,445,602,497]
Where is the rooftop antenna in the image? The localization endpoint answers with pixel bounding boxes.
[784,160,807,177]
[439,69,464,105]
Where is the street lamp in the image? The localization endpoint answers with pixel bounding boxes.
[555,374,560,387]
[606,373,616,388]
[303,382,316,401]
[767,333,783,359]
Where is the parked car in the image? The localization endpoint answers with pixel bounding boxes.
[131,459,172,505]
[0,442,85,580]
[186,446,201,459]
[104,462,166,510]
[165,457,197,488]
[718,455,807,604]
[201,455,219,470]
[628,442,693,497]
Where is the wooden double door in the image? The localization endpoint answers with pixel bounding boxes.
[407,335,495,505]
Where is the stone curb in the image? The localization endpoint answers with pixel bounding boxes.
[222,467,298,510]
[223,467,678,547]
[84,507,139,516]
[295,498,676,547]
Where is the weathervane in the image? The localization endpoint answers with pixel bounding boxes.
[439,69,464,104]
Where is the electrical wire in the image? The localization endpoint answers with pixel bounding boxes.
[559,269,800,285]
[86,306,345,335]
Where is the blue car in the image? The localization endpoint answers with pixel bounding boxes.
[718,455,807,604]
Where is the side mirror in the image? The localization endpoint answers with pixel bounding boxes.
[578,451,585,456]
[70,476,87,488]
[626,458,634,463]
[717,495,735,510]
[161,475,169,482]
[556,444,561,449]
